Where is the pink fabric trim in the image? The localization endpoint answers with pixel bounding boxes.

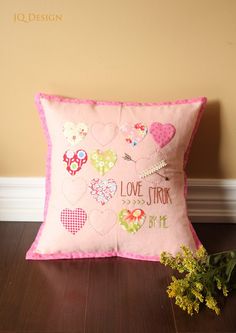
[26,92,207,261]
[26,244,159,261]
[36,92,207,107]
[183,98,207,249]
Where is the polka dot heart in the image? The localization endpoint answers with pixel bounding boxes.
[150,122,176,148]
[63,149,88,176]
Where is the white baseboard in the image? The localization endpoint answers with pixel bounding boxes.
[0,177,236,223]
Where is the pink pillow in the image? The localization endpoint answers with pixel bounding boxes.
[26,93,207,261]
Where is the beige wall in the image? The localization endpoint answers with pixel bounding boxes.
[1,0,236,178]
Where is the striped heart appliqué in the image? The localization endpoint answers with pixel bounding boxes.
[60,208,87,234]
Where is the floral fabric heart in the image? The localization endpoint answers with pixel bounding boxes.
[150,122,176,148]
[63,122,88,146]
[89,178,117,205]
[120,122,148,147]
[63,149,88,176]
[60,208,87,234]
[90,149,117,176]
[118,208,146,234]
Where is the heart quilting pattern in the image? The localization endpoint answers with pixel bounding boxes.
[91,123,118,146]
[150,122,176,148]
[89,209,117,235]
[120,122,148,147]
[63,122,88,146]
[90,149,117,176]
[63,149,88,176]
[62,177,87,205]
[118,208,146,234]
[89,178,117,205]
[60,208,87,234]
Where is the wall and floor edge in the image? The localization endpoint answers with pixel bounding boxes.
[0,177,236,223]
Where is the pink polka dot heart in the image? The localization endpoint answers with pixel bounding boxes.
[60,208,87,235]
[150,122,176,148]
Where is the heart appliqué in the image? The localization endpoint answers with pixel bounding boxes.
[89,209,117,235]
[62,177,87,205]
[63,122,88,146]
[118,208,146,234]
[150,122,176,148]
[63,149,88,176]
[120,122,148,147]
[89,178,117,205]
[90,149,117,176]
[91,123,118,146]
[60,208,87,234]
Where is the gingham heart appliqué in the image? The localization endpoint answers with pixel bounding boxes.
[60,208,87,234]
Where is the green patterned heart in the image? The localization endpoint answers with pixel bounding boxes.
[118,208,146,234]
[90,149,117,176]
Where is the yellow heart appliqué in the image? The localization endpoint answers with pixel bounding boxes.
[90,149,117,176]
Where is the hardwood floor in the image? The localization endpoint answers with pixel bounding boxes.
[0,222,236,333]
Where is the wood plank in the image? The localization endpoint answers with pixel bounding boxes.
[85,257,176,333]
[0,222,90,333]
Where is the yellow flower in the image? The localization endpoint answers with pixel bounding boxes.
[191,289,204,302]
[223,285,229,297]
[205,295,220,315]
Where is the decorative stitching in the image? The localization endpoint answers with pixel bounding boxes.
[139,160,167,179]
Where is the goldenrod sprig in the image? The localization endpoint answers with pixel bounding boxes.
[160,245,236,316]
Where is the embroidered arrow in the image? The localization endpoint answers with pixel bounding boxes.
[139,160,167,179]
[122,199,145,205]
[122,153,169,181]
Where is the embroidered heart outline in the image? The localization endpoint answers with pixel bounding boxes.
[90,149,117,176]
[63,122,88,146]
[89,209,117,235]
[118,208,146,234]
[63,149,88,176]
[150,122,176,148]
[89,178,117,205]
[91,122,118,146]
[120,122,148,147]
[62,177,87,205]
[60,208,87,235]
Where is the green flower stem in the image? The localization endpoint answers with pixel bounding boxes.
[160,246,236,316]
